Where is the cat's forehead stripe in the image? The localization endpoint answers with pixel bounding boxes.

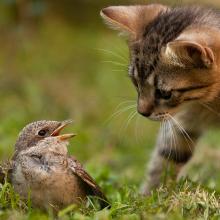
[133,7,206,81]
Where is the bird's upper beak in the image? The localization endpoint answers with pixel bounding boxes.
[51,120,77,141]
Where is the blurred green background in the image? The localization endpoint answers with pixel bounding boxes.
[1,0,220,193]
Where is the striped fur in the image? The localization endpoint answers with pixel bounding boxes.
[101,4,220,194]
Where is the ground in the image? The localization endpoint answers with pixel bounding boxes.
[1,10,220,220]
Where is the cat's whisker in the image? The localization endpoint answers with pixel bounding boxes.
[96,48,128,62]
[134,115,139,144]
[114,100,136,111]
[123,111,138,132]
[160,120,168,185]
[168,115,194,145]
[162,120,166,150]
[114,95,136,100]
[166,120,172,163]
[171,119,179,160]
[167,119,178,161]
[134,115,142,144]
[105,104,137,124]
[108,104,136,120]
[161,120,168,159]
[168,114,193,153]
[199,101,220,117]
[160,120,164,157]
[119,110,137,138]
[163,119,171,184]
[161,120,164,147]
[110,44,128,60]
[102,61,128,67]
[159,120,162,142]
[170,119,181,161]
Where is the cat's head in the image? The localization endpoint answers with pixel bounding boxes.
[101,5,220,120]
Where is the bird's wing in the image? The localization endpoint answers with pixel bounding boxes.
[68,156,110,209]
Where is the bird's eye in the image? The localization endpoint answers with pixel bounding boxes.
[38,129,47,137]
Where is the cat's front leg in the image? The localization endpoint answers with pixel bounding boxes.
[141,120,200,195]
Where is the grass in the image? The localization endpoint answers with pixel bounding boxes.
[1,4,220,219]
[1,178,220,219]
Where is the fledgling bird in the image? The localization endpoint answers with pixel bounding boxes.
[0,120,109,211]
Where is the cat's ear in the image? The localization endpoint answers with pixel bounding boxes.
[100,4,168,38]
[163,31,215,68]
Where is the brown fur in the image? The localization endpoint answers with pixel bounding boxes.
[101,4,220,194]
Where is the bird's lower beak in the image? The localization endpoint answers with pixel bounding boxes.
[58,133,77,141]
[51,120,77,140]
[51,120,74,136]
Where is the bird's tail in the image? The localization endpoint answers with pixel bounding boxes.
[90,186,111,209]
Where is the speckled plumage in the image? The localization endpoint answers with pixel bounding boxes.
[1,121,109,211]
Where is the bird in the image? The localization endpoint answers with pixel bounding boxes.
[0,120,110,212]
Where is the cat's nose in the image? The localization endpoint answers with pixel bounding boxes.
[138,110,152,117]
[137,99,154,117]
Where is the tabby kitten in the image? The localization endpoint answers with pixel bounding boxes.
[101,4,220,195]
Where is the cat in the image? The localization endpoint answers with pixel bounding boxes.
[100,4,220,195]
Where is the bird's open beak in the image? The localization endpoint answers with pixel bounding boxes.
[51,120,77,140]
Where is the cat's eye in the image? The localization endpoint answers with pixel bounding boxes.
[38,129,48,137]
[155,89,172,100]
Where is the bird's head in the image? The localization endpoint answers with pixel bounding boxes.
[13,120,76,159]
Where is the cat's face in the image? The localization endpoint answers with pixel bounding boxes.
[101,5,220,121]
[129,40,216,120]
